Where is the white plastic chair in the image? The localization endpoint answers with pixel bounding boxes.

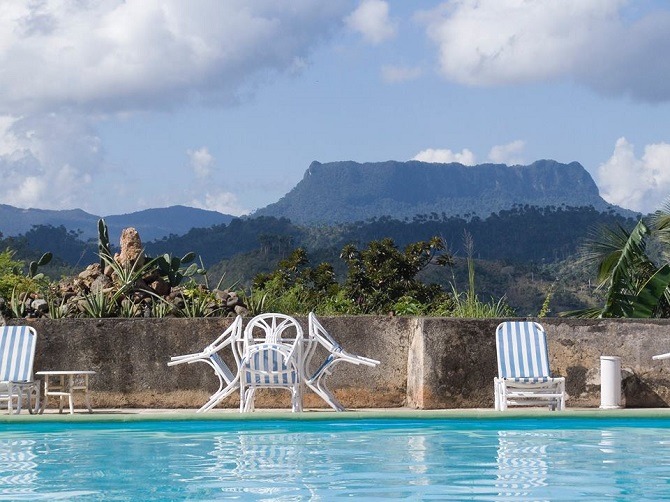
[238,313,305,412]
[0,325,40,414]
[305,312,380,411]
[494,321,565,411]
[168,315,243,413]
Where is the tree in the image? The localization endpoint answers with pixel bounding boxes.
[340,236,451,313]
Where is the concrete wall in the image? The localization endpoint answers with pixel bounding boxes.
[11,317,670,409]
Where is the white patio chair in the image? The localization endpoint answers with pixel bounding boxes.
[494,321,565,411]
[167,315,243,413]
[0,325,40,414]
[305,312,380,411]
[238,313,305,412]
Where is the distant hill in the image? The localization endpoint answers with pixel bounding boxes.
[0,204,234,243]
[253,159,634,224]
[103,206,234,244]
[0,204,98,238]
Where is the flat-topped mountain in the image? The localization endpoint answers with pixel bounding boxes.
[253,159,629,224]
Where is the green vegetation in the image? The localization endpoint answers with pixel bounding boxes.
[564,202,670,318]
[2,205,638,319]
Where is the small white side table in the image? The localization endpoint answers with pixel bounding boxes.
[36,370,96,414]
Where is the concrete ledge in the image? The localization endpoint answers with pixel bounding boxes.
[11,316,670,409]
[3,407,670,423]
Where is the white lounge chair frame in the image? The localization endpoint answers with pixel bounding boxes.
[494,321,565,411]
[305,312,380,411]
[167,315,243,413]
[0,325,40,414]
[239,313,306,413]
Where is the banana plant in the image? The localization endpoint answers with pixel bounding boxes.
[563,219,670,318]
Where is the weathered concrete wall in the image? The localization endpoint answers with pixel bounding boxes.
[11,317,670,409]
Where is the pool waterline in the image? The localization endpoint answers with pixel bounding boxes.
[2,407,670,423]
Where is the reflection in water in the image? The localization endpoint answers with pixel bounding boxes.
[496,430,550,501]
[0,420,668,499]
[0,438,38,498]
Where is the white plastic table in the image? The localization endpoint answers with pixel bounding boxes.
[35,370,96,414]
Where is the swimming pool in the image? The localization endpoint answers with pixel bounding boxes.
[0,417,668,500]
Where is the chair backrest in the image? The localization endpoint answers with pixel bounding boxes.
[495,321,551,379]
[243,313,303,345]
[0,326,37,383]
[241,314,304,385]
[307,312,339,353]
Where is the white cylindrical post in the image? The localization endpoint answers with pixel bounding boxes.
[600,356,622,409]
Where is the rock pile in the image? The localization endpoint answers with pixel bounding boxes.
[0,227,248,319]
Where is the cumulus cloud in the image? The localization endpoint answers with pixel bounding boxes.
[421,0,670,102]
[191,192,247,216]
[0,114,98,210]
[596,137,670,213]
[488,140,525,165]
[346,0,397,45]
[381,65,422,83]
[413,148,476,165]
[0,1,348,115]
[0,1,348,212]
[187,147,215,179]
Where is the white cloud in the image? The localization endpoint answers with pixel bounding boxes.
[187,147,214,179]
[413,148,476,165]
[0,113,98,210]
[381,65,422,83]
[488,140,525,165]
[421,0,670,102]
[346,0,397,45]
[596,137,670,212]
[0,1,349,115]
[191,192,247,216]
[0,1,348,212]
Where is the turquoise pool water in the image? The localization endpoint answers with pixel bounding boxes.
[0,417,668,500]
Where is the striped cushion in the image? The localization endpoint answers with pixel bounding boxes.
[210,353,235,384]
[0,326,37,383]
[505,377,551,384]
[244,344,298,385]
[496,322,551,380]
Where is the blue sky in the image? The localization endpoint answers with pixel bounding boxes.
[1,0,670,217]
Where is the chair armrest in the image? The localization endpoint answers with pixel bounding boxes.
[168,352,206,366]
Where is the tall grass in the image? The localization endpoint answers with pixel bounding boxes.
[447,232,515,318]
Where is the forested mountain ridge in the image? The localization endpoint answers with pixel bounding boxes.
[253,159,632,224]
[0,204,234,242]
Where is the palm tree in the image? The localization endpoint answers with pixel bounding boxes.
[563,204,670,318]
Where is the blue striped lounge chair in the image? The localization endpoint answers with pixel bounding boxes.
[494,321,566,411]
[0,325,40,414]
[238,313,305,413]
[167,315,243,412]
[304,312,380,411]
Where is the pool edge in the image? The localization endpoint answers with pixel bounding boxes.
[2,407,670,423]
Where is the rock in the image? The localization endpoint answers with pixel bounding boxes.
[226,292,239,307]
[115,227,144,269]
[150,279,170,297]
[78,263,102,280]
[90,274,113,293]
[234,305,249,316]
[31,299,48,313]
